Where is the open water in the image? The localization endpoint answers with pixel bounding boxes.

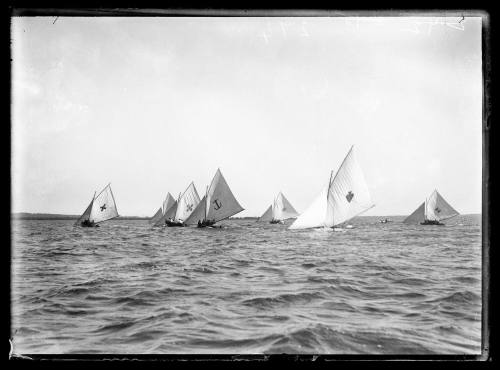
[11,215,482,354]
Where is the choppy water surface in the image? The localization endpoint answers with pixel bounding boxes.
[11,215,482,354]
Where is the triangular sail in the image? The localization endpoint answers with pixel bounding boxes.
[259,205,273,222]
[425,190,459,221]
[149,207,163,225]
[75,195,94,225]
[274,192,299,220]
[174,182,200,222]
[205,169,244,223]
[184,195,207,225]
[289,185,329,229]
[162,193,176,215]
[326,146,374,227]
[403,202,425,224]
[89,184,119,224]
[153,200,177,227]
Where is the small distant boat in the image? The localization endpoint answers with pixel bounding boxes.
[75,184,119,227]
[403,190,459,226]
[166,182,200,227]
[149,193,176,227]
[259,192,299,224]
[289,146,374,230]
[379,218,392,223]
[184,169,244,228]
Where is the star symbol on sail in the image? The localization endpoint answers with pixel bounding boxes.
[187,204,193,212]
[435,207,441,213]
[346,191,354,202]
[100,204,107,211]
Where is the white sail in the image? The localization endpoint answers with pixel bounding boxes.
[326,146,374,227]
[184,195,207,225]
[89,184,119,224]
[75,194,95,225]
[273,192,299,220]
[205,169,244,223]
[149,207,163,225]
[289,185,329,229]
[403,202,425,224]
[425,190,459,222]
[162,193,176,215]
[174,182,200,222]
[259,205,273,222]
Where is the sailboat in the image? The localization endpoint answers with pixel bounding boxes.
[165,182,200,227]
[184,168,244,227]
[259,192,299,224]
[149,193,176,227]
[404,190,459,225]
[289,146,374,230]
[75,183,119,227]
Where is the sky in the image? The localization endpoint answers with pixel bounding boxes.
[11,16,483,217]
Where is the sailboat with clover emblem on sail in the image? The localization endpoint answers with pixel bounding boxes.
[75,183,119,227]
[289,146,374,230]
[165,182,200,227]
[184,168,244,228]
[259,192,299,224]
[403,190,459,225]
[149,192,177,227]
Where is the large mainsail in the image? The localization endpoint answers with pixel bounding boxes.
[205,169,244,223]
[89,184,119,224]
[289,146,373,230]
[258,205,273,222]
[424,190,459,222]
[403,202,425,224]
[273,192,299,221]
[174,182,200,222]
[325,146,374,226]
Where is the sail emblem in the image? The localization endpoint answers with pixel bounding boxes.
[186,204,193,212]
[213,199,222,210]
[346,191,354,202]
[435,207,441,213]
[100,204,107,211]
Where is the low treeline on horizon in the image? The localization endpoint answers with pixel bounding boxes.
[11,212,481,221]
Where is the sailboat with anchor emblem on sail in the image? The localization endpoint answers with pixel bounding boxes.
[289,146,374,230]
[184,168,244,228]
[75,183,119,227]
[403,190,459,226]
[165,182,200,227]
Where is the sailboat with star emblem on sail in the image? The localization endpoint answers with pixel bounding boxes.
[165,182,200,227]
[289,146,374,230]
[75,183,119,227]
[184,168,244,228]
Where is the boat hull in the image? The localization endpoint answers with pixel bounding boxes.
[420,220,444,226]
[166,220,185,227]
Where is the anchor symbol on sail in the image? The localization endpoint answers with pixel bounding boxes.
[100,204,107,211]
[346,191,354,203]
[213,199,222,210]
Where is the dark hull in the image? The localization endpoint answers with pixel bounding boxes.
[165,220,184,227]
[270,220,284,224]
[197,220,217,228]
[81,220,99,227]
[420,220,444,226]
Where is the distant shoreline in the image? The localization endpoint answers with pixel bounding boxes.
[11,213,480,221]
